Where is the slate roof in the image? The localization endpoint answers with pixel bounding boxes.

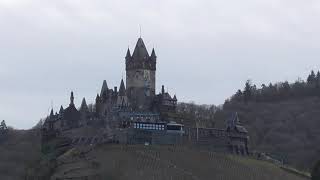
[100,80,108,96]
[132,38,149,61]
[119,79,126,96]
[227,112,248,134]
[80,97,89,112]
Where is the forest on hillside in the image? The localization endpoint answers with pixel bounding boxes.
[229,70,320,103]
[176,70,320,171]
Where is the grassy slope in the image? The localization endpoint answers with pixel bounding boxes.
[0,129,41,180]
[51,144,309,180]
[214,97,320,170]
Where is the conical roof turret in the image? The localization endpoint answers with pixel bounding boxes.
[173,94,177,100]
[80,97,89,112]
[125,48,131,60]
[119,79,126,96]
[132,38,149,61]
[50,108,54,117]
[95,94,100,103]
[59,105,64,114]
[150,48,157,61]
[100,80,108,96]
[234,112,241,125]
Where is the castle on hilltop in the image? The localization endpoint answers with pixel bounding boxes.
[42,38,179,136]
[42,37,249,155]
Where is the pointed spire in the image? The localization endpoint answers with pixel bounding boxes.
[59,105,64,114]
[132,38,149,61]
[70,91,74,106]
[173,94,177,100]
[150,48,157,61]
[80,97,89,112]
[50,108,54,117]
[119,79,126,96]
[125,48,131,61]
[96,93,100,103]
[234,112,241,125]
[100,80,108,96]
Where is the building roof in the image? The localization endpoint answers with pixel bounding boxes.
[80,97,89,112]
[150,48,156,60]
[59,105,64,114]
[126,48,131,59]
[119,79,126,96]
[50,108,54,117]
[235,125,248,133]
[226,112,248,134]
[70,91,75,106]
[100,80,108,96]
[96,94,100,103]
[132,38,149,61]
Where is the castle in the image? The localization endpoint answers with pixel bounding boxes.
[42,37,249,155]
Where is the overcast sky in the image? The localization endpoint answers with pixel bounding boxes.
[1,0,320,129]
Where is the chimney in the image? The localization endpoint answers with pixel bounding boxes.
[162,85,165,94]
[114,86,118,93]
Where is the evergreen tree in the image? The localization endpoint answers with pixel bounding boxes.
[279,81,291,99]
[307,70,316,84]
[312,160,320,180]
[243,80,252,103]
[234,89,243,101]
[316,71,320,96]
[316,71,320,82]
[229,69,320,103]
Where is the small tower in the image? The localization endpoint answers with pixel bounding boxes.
[80,97,89,126]
[59,105,64,128]
[125,48,131,62]
[150,48,157,62]
[100,80,108,97]
[80,97,89,112]
[70,91,75,106]
[63,91,80,129]
[59,105,64,114]
[50,108,54,117]
[226,112,249,155]
[95,94,101,114]
[117,79,129,107]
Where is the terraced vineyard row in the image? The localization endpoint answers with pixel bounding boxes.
[87,145,308,180]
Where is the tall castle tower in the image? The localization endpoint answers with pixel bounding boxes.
[125,38,156,110]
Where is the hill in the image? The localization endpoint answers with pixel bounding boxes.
[175,71,320,171]
[214,98,320,171]
[0,129,41,180]
[34,144,309,180]
[210,71,320,171]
